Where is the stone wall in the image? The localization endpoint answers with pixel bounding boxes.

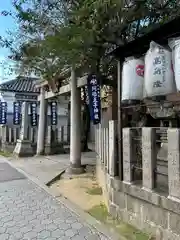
[97,164,180,240]
[95,123,180,240]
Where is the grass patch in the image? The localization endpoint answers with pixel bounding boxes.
[88,203,108,222]
[0,151,12,157]
[86,186,103,195]
[87,203,151,240]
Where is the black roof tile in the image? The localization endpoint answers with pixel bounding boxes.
[0,76,40,93]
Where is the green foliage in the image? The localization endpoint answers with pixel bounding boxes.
[86,186,103,195]
[87,203,151,240]
[1,0,180,81]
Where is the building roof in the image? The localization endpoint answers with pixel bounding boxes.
[0,76,40,93]
[110,16,180,58]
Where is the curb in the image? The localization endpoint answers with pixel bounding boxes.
[3,157,123,240]
[45,168,66,186]
[55,194,125,240]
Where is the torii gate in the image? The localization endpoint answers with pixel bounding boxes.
[36,68,88,174]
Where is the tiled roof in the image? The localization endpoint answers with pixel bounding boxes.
[0,77,40,93]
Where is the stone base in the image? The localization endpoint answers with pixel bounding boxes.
[35,152,44,156]
[44,144,66,155]
[1,142,16,153]
[66,164,85,175]
[13,139,34,157]
[44,145,52,155]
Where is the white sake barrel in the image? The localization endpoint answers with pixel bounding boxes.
[122,57,144,102]
[169,37,180,91]
[144,41,176,98]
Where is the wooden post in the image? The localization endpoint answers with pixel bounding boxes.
[117,59,123,180]
[109,120,117,176]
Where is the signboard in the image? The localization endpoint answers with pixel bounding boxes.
[0,102,7,125]
[50,101,57,125]
[87,74,101,125]
[15,94,37,101]
[13,102,21,125]
[30,102,37,127]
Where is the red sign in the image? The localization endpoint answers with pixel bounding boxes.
[136,65,144,77]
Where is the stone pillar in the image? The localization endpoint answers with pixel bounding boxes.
[168,129,180,200]
[67,67,84,174]
[1,125,7,143]
[1,125,8,152]
[36,87,46,155]
[67,102,70,143]
[20,102,29,140]
[109,120,117,176]
[123,128,133,183]
[142,128,156,190]
[14,102,33,157]
[101,125,103,163]
[44,126,52,155]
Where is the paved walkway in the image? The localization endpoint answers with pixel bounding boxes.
[11,152,96,185]
[0,159,109,240]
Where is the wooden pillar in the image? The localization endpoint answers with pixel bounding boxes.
[117,59,123,180]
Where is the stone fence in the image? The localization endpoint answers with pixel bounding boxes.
[44,125,69,155]
[0,125,69,155]
[95,122,180,240]
[0,126,37,154]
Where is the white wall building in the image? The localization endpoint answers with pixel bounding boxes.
[0,77,69,127]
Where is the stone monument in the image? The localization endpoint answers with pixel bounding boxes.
[13,102,33,157]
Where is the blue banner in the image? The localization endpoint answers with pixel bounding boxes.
[0,102,7,125]
[50,101,57,125]
[87,74,101,125]
[30,102,37,127]
[13,102,21,125]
